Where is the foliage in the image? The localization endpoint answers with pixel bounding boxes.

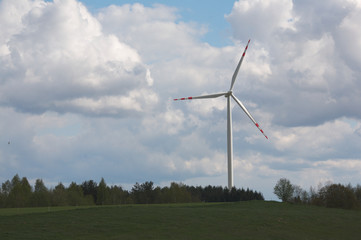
[131,181,156,204]
[81,180,97,203]
[0,175,263,208]
[3,175,32,208]
[273,178,294,202]
[355,185,361,206]
[51,183,67,206]
[96,178,108,205]
[274,178,361,210]
[317,184,359,209]
[31,179,50,207]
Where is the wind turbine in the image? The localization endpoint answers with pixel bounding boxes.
[174,39,268,189]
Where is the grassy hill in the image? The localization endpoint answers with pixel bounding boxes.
[0,201,360,239]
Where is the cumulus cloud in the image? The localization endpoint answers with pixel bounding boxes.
[142,103,185,135]
[226,0,295,41]
[335,4,361,71]
[226,0,361,127]
[272,118,361,159]
[97,3,206,61]
[221,0,361,194]
[0,0,157,116]
[1,0,361,200]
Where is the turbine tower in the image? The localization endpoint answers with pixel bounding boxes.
[174,39,268,189]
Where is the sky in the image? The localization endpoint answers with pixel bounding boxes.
[1,0,361,200]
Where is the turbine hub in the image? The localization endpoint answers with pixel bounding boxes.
[225,90,232,97]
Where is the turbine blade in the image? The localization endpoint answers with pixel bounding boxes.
[229,39,251,91]
[231,94,268,139]
[174,92,227,101]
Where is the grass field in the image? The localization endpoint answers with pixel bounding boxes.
[0,201,360,240]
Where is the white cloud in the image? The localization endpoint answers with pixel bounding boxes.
[313,159,361,174]
[0,0,156,116]
[287,34,335,91]
[272,118,361,158]
[183,152,226,176]
[1,0,361,201]
[142,104,185,135]
[226,0,295,41]
[335,5,361,71]
[224,0,361,127]
[98,3,206,61]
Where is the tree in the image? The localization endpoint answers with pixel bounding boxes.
[7,176,32,207]
[167,182,191,203]
[81,180,98,203]
[11,174,21,187]
[108,185,129,204]
[67,182,89,206]
[1,180,11,207]
[31,179,50,207]
[291,185,304,203]
[319,184,359,209]
[274,178,294,202]
[131,181,155,204]
[1,176,267,207]
[354,185,361,206]
[51,183,68,206]
[1,180,12,197]
[96,178,109,205]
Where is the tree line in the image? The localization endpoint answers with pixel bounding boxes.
[0,174,264,208]
[274,178,361,210]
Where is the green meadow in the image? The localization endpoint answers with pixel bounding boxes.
[0,201,360,240]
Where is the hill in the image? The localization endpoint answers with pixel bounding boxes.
[0,201,360,239]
